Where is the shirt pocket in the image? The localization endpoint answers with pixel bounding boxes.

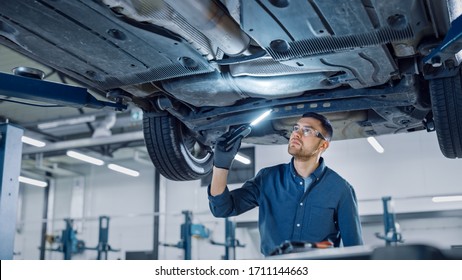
[305,205,336,241]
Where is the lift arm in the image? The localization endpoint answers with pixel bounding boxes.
[0,72,126,111]
[424,14,462,67]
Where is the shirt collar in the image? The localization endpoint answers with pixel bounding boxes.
[289,157,326,179]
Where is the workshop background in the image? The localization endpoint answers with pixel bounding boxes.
[1,45,462,260]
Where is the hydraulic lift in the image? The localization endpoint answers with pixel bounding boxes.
[0,70,124,260]
[42,216,119,260]
[0,69,126,111]
[210,218,246,260]
[0,123,23,260]
[160,210,210,260]
[375,196,403,246]
[161,210,244,260]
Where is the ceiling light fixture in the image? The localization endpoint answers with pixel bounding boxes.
[66,150,104,166]
[432,195,462,203]
[21,136,46,147]
[38,115,96,130]
[367,136,385,153]
[108,163,140,177]
[18,176,48,187]
[234,153,251,165]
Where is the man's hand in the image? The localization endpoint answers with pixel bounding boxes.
[213,132,243,170]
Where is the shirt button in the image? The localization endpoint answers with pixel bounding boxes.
[300,203,303,206]
[296,224,300,227]
[299,182,303,185]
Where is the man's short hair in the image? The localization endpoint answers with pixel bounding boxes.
[302,112,333,141]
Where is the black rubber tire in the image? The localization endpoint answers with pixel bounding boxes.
[429,68,462,159]
[143,114,213,181]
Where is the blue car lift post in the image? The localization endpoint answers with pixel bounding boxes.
[0,72,125,259]
[210,218,245,260]
[60,219,82,260]
[0,123,23,260]
[162,210,244,260]
[43,216,118,260]
[161,210,210,260]
[95,216,119,260]
[375,196,403,246]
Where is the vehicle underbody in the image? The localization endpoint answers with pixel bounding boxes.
[1,0,461,180]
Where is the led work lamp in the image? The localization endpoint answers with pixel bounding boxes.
[224,109,272,150]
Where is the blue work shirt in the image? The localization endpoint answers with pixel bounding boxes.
[208,157,363,256]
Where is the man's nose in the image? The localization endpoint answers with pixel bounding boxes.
[292,129,302,138]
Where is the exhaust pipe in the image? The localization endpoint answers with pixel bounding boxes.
[163,0,250,56]
[162,71,336,107]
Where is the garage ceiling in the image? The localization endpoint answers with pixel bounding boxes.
[0,45,151,179]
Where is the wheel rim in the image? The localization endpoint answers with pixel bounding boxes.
[179,126,212,165]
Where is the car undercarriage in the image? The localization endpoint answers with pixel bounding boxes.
[1,0,461,180]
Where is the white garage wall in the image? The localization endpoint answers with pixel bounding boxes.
[324,131,462,214]
[14,160,158,260]
[13,130,462,259]
[13,185,45,260]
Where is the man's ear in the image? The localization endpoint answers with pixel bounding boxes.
[320,140,329,152]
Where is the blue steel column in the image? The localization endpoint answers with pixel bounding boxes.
[97,216,110,260]
[381,196,402,246]
[225,218,236,260]
[181,210,192,260]
[0,124,24,260]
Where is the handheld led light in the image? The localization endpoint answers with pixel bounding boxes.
[224,109,272,150]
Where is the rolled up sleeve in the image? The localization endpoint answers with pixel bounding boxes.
[208,171,262,218]
[208,186,235,217]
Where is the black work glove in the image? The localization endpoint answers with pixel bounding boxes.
[213,132,243,170]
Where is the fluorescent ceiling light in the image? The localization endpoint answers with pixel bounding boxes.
[38,115,96,130]
[432,195,462,203]
[234,153,251,165]
[21,136,46,147]
[19,176,48,187]
[367,136,384,153]
[66,150,104,166]
[108,163,140,177]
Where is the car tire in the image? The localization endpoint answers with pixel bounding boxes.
[429,68,462,159]
[143,114,213,180]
